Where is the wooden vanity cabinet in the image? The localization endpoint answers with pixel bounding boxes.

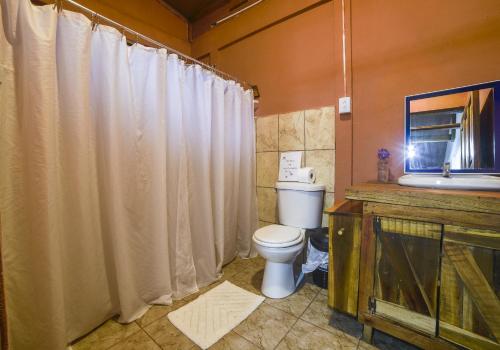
[344,183,500,350]
[325,200,363,316]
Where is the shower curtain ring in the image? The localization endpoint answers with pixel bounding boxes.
[53,0,62,12]
[91,13,97,30]
[92,14,100,31]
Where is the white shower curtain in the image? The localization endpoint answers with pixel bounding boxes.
[0,1,257,349]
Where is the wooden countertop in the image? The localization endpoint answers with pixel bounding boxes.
[325,199,363,215]
[344,183,500,216]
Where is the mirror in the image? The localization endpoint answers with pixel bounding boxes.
[405,81,500,174]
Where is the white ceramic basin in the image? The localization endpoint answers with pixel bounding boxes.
[398,174,500,191]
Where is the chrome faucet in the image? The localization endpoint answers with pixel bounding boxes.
[442,162,451,178]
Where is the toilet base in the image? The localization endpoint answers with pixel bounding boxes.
[261,260,296,298]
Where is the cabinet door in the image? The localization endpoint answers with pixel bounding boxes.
[371,217,442,336]
[439,225,500,350]
[328,214,361,316]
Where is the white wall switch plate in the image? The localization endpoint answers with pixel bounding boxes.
[339,96,351,114]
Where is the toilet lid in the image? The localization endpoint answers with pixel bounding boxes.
[254,224,301,244]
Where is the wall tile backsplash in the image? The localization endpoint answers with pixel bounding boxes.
[305,107,335,150]
[257,187,277,223]
[256,115,279,152]
[256,106,335,227]
[278,111,305,151]
[256,152,279,187]
[305,149,335,192]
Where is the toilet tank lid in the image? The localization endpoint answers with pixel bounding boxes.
[275,182,325,191]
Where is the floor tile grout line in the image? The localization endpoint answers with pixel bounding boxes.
[134,309,167,331]
[270,288,320,350]
[232,311,267,350]
[141,321,166,350]
[264,284,320,319]
[232,328,265,350]
[273,316,300,350]
[297,290,363,345]
[198,268,361,349]
[233,268,365,350]
[268,287,321,349]
[141,326,163,350]
[229,269,290,349]
[103,327,144,350]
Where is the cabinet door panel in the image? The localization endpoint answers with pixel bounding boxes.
[440,226,500,349]
[329,215,361,316]
[373,217,441,336]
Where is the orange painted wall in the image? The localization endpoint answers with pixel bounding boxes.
[44,0,190,54]
[350,0,500,183]
[192,0,336,117]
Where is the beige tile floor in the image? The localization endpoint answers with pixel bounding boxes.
[72,256,378,350]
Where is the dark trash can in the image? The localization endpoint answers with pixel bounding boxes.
[308,227,329,289]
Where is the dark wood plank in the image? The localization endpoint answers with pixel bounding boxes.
[328,214,335,309]
[325,199,363,216]
[375,234,400,305]
[444,225,500,250]
[327,199,362,315]
[362,313,458,350]
[444,242,500,340]
[439,254,462,328]
[364,202,500,231]
[346,183,500,215]
[358,215,376,322]
[440,321,500,350]
[377,232,435,316]
[332,215,361,315]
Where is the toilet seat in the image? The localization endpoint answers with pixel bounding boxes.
[253,224,304,248]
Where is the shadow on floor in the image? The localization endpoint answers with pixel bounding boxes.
[373,330,421,350]
[327,309,421,350]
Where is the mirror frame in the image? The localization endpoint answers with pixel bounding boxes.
[404,80,500,174]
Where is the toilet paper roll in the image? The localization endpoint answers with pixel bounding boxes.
[296,167,316,184]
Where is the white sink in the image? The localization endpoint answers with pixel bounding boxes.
[398,174,500,191]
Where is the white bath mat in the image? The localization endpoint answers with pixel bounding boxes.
[167,281,265,349]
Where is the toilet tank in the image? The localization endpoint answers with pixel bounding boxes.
[275,182,325,229]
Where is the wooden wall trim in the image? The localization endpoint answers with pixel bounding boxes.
[218,0,331,51]
[191,0,326,56]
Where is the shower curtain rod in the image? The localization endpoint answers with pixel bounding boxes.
[55,0,251,89]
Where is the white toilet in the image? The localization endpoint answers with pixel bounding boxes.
[253,182,325,298]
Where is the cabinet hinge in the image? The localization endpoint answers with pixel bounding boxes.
[368,296,376,314]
